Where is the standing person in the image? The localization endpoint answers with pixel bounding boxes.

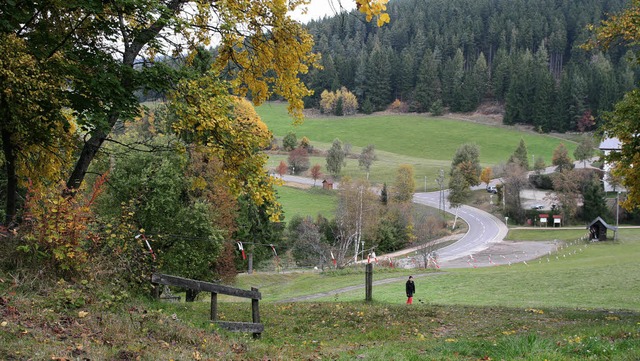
[405,276,415,304]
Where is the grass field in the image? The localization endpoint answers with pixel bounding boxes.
[256,102,578,167]
[276,185,337,220]
[231,229,640,310]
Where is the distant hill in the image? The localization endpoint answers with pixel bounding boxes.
[301,0,634,133]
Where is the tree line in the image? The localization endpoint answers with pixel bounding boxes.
[302,0,635,132]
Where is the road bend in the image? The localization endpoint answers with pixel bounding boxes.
[280,175,509,263]
[412,191,508,263]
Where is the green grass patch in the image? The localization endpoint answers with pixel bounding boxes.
[307,235,640,311]
[276,185,337,220]
[166,301,640,360]
[505,228,591,242]
[268,152,451,190]
[257,102,577,167]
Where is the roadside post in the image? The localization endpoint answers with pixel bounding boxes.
[365,263,373,302]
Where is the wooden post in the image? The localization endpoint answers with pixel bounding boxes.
[248,252,254,274]
[251,287,261,339]
[210,292,217,321]
[365,263,373,302]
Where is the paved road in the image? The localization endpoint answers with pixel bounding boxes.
[412,191,509,263]
[281,174,509,264]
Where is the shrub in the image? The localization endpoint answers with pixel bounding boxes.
[339,88,358,115]
[388,99,409,113]
[299,136,314,153]
[319,87,358,115]
[361,98,375,114]
[282,132,297,151]
[16,176,107,277]
[430,99,444,116]
[529,173,554,190]
[288,147,310,174]
[319,90,337,114]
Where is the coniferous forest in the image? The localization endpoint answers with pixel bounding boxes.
[301,0,635,133]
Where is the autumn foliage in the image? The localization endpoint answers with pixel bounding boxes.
[17,175,107,274]
[320,87,359,115]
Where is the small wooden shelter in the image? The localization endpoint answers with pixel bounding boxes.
[322,179,334,190]
[587,217,617,241]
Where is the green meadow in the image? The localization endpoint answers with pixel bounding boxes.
[257,102,577,176]
[232,229,640,310]
[148,228,640,360]
[3,229,638,360]
[276,185,337,220]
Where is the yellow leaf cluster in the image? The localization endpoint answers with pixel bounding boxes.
[587,0,640,51]
[174,0,319,124]
[169,77,281,219]
[0,34,75,190]
[356,0,391,27]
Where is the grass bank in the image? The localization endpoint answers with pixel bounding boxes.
[2,229,640,359]
[3,291,637,360]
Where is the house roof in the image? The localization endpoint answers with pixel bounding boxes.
[599,137,621,151]
[587,216,618,231]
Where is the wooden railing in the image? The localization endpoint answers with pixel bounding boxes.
[151,273,263,338]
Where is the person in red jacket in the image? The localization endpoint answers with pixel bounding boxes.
[405,276,415,304]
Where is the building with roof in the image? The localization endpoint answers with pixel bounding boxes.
[599,137,624,193]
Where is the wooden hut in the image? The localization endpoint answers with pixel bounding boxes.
[322,179,334,190]
[587,217,617,241]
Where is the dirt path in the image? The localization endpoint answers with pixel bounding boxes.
[276,272,444,303]
[277,239,559,303]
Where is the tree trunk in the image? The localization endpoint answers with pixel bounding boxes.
[1,128,17,226]
[66,127,110,191]
[65,0,185,192]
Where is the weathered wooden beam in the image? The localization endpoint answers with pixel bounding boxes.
[151,273,261,300]
[214,321,264,334]
[251,287,261,339]
[210,292,217,321]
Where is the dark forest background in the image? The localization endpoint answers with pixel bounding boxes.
[300,0,635,133]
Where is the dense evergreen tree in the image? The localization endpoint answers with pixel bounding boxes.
[365,41,393,110]
[301,0,633,131]
[397,48,417,102]
[509,139,530,170]
[414,49,441,112]
[441,49,465,111]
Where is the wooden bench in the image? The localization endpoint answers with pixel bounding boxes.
[151,273,263,338]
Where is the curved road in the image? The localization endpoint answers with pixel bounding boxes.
[412,191,508,263]
[281,174,508,263]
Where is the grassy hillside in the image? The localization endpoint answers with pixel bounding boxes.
[2,229,639,360]
[257,102,577,167]
[234,229,640,310]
